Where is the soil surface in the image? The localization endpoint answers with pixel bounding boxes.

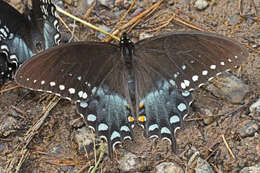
[0,0,259,172]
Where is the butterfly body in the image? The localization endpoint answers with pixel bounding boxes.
[15,31,248,156]
[0,0,60,87]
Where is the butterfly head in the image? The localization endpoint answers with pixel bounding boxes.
[120,33,134,68]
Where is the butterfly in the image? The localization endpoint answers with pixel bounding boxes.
[0,0,60,87]
[15,31,248,156]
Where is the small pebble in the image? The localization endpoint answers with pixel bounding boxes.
[49,145,67,154]
[74,127,95,154]
[96,25,112,40]
[155,162,184,173]
[206,72,250,104]
[119,152,141,172]
[240,163,260,173]
[249,99,260,113]
[238,120,259,138]
[203,116,215,125]
[139,32,154,40]
[0,116,20,137]
[86,0,95,7]
[196,157,214,173]
[98,0,114,8]
[194,0,209,10]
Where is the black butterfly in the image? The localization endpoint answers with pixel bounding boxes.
[15,31,248,156]
[0,0,60,87]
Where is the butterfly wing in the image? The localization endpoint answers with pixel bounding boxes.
[0,0,60,87]
[32,0,61,48]
[15,42,134,156]
[0,0,28,85]
[133,31,248,148]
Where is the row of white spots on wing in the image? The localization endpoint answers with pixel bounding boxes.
[79,101,88,108]
[1,45,9,52]
[91,87,97,94]
[170,115,180,124]
[120,125,130,132]
[0,44,11,66]
[173,71,180,79]
[98,123,109,131]
[40,5,48,16]
[53,19,59,30]
[117,125,132,144]
[54,33,60,45]
[0,26,8,39]
[216,72,222,76]
[175,52,240,90]
[202,70,208,76]
[169,79,176,87]
[59,84,65,90]
[148,124,159,131]
[9,54,18,63]
[87,114,96,121]
[177,103,187,112]
[181,64,186,70]
[181,91,190,97]
[85,81,91,88]
[161,127,171,134]
[8,33,14,39]
[50,5,56,16]
[77,76,82,81]
[192,75,199,82]
[49,81,56,87]
[180,79,191,89]
[40,0,61,44]
[78,90,88,99]
[68,88,75,94]
[110,131,120,141]
[208,77,214,81]
[210,65,216,70]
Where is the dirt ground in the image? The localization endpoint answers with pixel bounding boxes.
[0,0,259,172]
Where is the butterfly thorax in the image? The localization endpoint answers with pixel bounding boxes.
[120,33,134,69]
[120,33,137,105]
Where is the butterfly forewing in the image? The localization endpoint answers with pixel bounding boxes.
[135,31,248,92]
[16,42,120,101]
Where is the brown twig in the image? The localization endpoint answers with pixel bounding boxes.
[239,0,259,21]
[0,85,21,94]
[83,0,96,19]
[221,134,236,159]
[105,0,164,42]
[113,0,136,31]
[7,96,60,172]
